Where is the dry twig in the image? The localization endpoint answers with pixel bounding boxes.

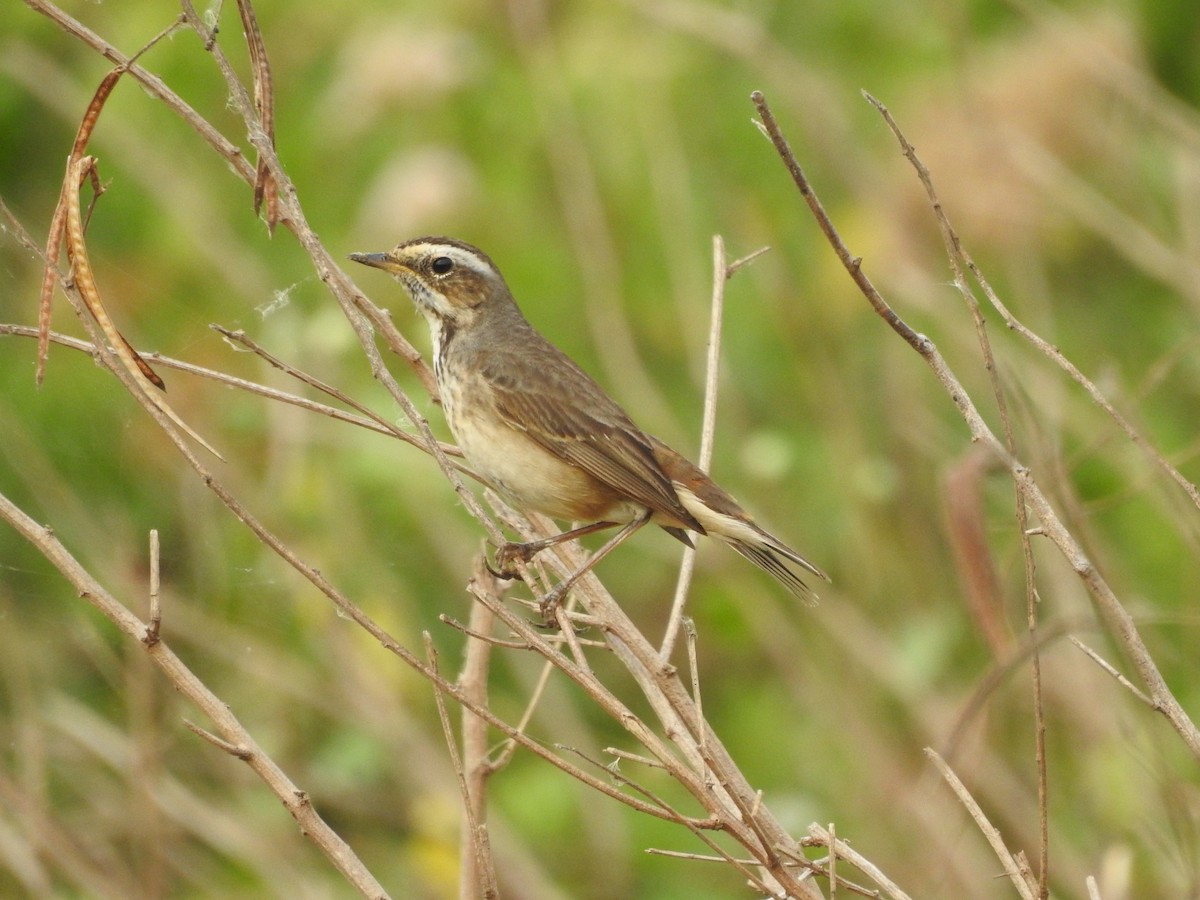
[750,88,1200,763]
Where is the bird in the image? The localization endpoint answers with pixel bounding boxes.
[350,237,828,616]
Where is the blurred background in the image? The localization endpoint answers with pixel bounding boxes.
[2,1,1199,897]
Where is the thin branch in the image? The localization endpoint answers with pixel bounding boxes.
[424,633,498,900]
[605,747,666,769]
[0,489,389,899]
[807,823,915,900]
[828,821,837,900]
[1068,637,1156,708]
[660,235,746,663]
[439,615,531,650]
[0,322,460,458]
[208,325,468,463]
[751,88,1200,759]
[684,619,706,763]
[559,745,778,897]
[862,91,1051,896]
[925,749,1037,900]
[487,655,559,772]
[144,529,161,646]
[895,96,1200,516]
[182,720,252,760]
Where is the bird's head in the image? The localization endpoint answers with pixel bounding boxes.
[350,237,513,330]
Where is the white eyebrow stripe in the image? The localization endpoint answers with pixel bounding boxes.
[405,243,496,279]
[445,246,495,277]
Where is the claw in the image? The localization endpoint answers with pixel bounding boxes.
[484,558,521,581]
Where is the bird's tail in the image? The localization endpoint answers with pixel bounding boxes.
[723,531,828,606]
[649,434,830,602]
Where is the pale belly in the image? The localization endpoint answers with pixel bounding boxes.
[442,382,636,523]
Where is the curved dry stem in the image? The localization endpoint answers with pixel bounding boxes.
[752,88,1200,761]
[861,92,1052,895]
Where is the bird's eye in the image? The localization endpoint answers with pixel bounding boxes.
[431,256,454,275]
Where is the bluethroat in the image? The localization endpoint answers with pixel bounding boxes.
[350,237,829,615]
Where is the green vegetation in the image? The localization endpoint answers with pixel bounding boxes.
[2,1,1198,897]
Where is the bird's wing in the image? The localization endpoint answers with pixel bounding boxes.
[486,347,704,532]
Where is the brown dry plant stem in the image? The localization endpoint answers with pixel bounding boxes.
[455,562,506,900]
[425,627,499,900]
[0,320,435,454]
[750,89,1200,765]
[660,235,769,662]
[925,750,1038,900]
[0,491,390,900]
[858,93,1051,898]
[464,569,830,900]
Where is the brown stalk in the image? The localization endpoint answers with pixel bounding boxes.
[424,632,499,900]
[750,89,1200,765]
[0,321,447,455]
[660,235,767,662]
[806,824,915,900]
[456,559,506,898]
[925,750,1038,900]
[560,745,782,896]
[859,92,1051,897]
[0,490,390,899]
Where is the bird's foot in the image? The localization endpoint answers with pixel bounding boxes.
[489,540,541,581]
[537,585,568,627]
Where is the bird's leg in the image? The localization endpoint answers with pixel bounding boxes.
[538,510,652,623]
[491,520,618,579]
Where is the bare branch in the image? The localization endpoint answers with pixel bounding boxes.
[860,91,1053,896]
[807,824,915,900]
[752,87,1200,759]
[0,489,389,898]
[1068,637,1156,708]
[925,749,1037,900]
[143,529,161,646]
[425,632,498,900]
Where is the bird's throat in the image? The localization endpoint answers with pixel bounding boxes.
[427,313,457,384]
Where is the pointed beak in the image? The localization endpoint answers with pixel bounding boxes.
[348,251,393,271]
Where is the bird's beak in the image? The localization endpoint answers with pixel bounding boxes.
[348,251,394,271]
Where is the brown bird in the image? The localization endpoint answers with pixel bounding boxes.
[350,237,828,614]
